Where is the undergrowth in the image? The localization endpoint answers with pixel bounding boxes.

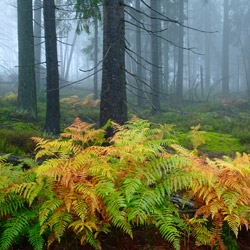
[0,117,250,250]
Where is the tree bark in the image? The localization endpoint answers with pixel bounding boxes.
[34,0,42,92]
[176,0,184,100]
[43,0,60,135]
[150,0,160,115]
[17,0,37,117]
[222,0,229,96]
[100,0,127,127]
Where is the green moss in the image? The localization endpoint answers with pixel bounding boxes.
[0,129,40,156]
[178,131,244,154]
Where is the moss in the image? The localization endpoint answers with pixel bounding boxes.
[0,129,40,156]
[178,131,245,154]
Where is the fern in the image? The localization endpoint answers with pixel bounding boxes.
[28,223,44,250]
[0,209,36,250]
[1,117,250,250]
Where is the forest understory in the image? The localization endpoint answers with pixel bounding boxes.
[1,0,250,249]
[1,88,250,250]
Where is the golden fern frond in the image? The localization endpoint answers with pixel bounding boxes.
[39,199,64,228]
[47,210,73,241]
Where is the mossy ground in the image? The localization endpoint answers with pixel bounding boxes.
[0,90,249,158]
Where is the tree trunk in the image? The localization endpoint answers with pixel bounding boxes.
[222,0,229,96]
[94,18,99,100]
[64,31,78,81]
[100,0,127,127]
[176,0,184,100]
[204,3,211,92]
[34,0,42,92]
[135,0,144,107]
[17,0,37,117]
[200,65,204,100]
[150,0,160,115]
[43,0,60,135]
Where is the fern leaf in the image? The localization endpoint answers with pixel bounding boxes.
[28,223,45,250]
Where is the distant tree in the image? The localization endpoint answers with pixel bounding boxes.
[100,0,127,127]
[75,0,102,99]
[34,0,42,92]
[150,0,161,114]
[17,0,37,117]
[93,18,99,100]
[204,2,211,91]
[222,0,230,96]
[43,0,60,135]
[176,0,184,100]
[135,0,144,107]
[162,0,170,95]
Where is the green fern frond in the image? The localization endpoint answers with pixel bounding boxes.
[0,209,36,250]
[28,223,45,250]
[104,193,133,237]
[85,228,101,250]
[39,199,64,227]
[154,208,181,250]
[122,178,142,203]
[47,210,73,241]
[0,193,24,216]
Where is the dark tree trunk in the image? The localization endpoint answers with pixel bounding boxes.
[135,0,144,107]
[222,0,229,96]
[94,18,99,100]
[17,0,37,117]
[150,0,160,115]
[100,0,127,127]
[34,0,42,92]
[176,0,184,100]
[43,0,60,135]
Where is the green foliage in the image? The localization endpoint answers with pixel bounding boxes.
[1,117,250,250]
[0,129,39,155]
[178,130,243,154]
[75,0,102,34]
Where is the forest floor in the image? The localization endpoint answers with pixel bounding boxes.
[1,89,250,249]
[13,228,250,250]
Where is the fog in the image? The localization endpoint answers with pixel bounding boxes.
[0,0,250,100]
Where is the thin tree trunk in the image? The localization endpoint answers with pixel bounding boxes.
[94,18,99,100]
[135,0,144,106]
[162,0,169,95]
[200,66,204,100]
[65,31,78,81]
[17,0,37,117]
[187,0,191,100]
[222,0,229,96]
[100,0,127,128]
[60,40,64,76]
[44,0,60,135]
[176,0,184,100]
[150,0,160,115]
[34,0,42,92]
[204,3,211,92]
